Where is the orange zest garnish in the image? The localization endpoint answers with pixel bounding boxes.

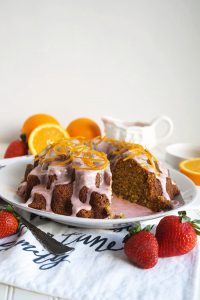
[93,136,159,174]
[36,137,109,171]
[35,136,158,173]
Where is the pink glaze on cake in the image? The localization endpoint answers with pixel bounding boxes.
[17,137,179,218]
[111,195,153,218]
[18,157,112,216]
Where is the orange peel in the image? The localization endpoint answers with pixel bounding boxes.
[36,138,109,171]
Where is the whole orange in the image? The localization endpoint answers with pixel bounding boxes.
[66,118,101,139]
[21,114,60,138]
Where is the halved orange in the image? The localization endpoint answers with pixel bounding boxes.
[66,118,101,139]
[28,123,70,155]
[22,114,60,138]
[179,158,200,185]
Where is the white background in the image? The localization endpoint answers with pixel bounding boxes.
[0,2,200,298]
[0,0,199,143]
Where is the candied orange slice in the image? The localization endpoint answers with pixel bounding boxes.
[28,124,70,155]
[179,158,200,185]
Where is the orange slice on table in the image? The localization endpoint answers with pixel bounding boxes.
[66,118,101,139]
[28,123,70,155]
[179,158,200,185]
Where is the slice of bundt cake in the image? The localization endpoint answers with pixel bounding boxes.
[93,137,179,212]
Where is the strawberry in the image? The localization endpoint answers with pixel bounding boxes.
[155,211,200,257]
[124,223,158,269]
[4,139,28,158]
[0,209,19,238]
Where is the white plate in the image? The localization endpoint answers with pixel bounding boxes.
[0,156,198,229]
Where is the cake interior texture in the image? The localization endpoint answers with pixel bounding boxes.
[112,158,178,212]
[17,137,179,219]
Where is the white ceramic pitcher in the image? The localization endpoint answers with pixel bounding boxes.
[102,116,173,149]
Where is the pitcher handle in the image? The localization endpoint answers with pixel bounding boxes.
[151,116,173,144]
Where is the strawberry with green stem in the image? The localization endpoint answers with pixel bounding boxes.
[156,211,200,257]
[123,222,158,269]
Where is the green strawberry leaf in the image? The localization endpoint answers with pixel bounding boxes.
[123,222,154,243]
[20,133,27,143]
[178,211,191,223]
[194,229,200,236]
[191,222,200,233]
[143,225,154,232]
[6,204,14,213]
[178,211,187,216]
[192,219,200,224]
[181,216,191,223]
[123,222,141,243]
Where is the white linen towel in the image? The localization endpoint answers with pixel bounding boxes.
[0,209,200,300]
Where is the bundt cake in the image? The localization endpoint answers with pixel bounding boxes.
[17,137,179,219]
